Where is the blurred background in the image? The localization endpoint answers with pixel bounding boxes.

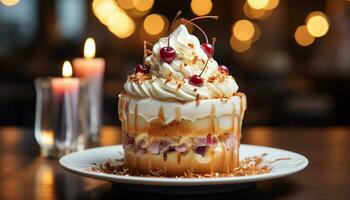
[0,0,349,127]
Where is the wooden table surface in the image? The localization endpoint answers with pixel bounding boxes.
[0,126,349,200]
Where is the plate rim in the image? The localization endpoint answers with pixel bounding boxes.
[59,144,309,186]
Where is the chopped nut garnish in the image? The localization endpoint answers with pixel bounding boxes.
[176,83,182,91]
[192,56,199,64]
[129,73,152,82]
[89,154,275,178]
[208,73,227,83]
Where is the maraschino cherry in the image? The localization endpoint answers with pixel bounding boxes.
[134,64,150,74]
[189,74,204,87]
[218,65,229,74]
[160,11,182,63]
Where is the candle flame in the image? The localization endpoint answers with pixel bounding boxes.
[62,61,73,77]
[84,37,96,59]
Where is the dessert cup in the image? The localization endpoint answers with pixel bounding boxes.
[118,92,246,176]
[118,24,247,176]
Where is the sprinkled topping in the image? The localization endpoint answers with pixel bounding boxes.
[176,83,182,91]
[192,55,199,64]
[89,154,275,178]
[208,73,227,83]
[129,73,152,82]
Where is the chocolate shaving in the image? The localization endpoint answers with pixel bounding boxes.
[188,43,194,48]
[89,154,278,178]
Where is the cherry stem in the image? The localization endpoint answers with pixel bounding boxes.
[189,16,219,22]
[212,37,216,46]
[199,58,210,77]
[199,37,216,77]
[181,18,209,43]
[168,11,182,47]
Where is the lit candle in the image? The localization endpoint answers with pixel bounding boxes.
[52,61,79,94]
[51,61,80,151]
[73,38,105,78]
[73,38,105,141]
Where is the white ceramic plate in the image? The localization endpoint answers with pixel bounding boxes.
[60,144,308,194]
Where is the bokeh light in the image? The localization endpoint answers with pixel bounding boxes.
[264,0,279,10]
[0,0,20,6]
[243,1,266,19]
[247,0,269,10]
[133,0,154,12]
[295,25,315,46]
[306,11,329,37]
[93,0,135,38]
[191,0,213,16]
[230,35,252,53]
[117,0,134,10]
[232,19,255,42]
[107,11,135,38]
[93,0,121,25]
[143,14,165,35]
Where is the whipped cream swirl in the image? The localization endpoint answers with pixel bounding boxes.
[124,25,239,101]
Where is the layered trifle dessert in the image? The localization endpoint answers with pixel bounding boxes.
[118,15,246,176]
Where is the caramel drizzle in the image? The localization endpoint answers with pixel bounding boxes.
[231,104,236,133]
[158,106,165,125]
[210,104,217,132]
[175,107,181,121]
[125,98,131,132]
[134,104,138,132]
[238,95,243,139]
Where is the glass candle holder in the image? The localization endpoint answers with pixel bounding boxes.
[34,77,88,158]
[73,58,105,143]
